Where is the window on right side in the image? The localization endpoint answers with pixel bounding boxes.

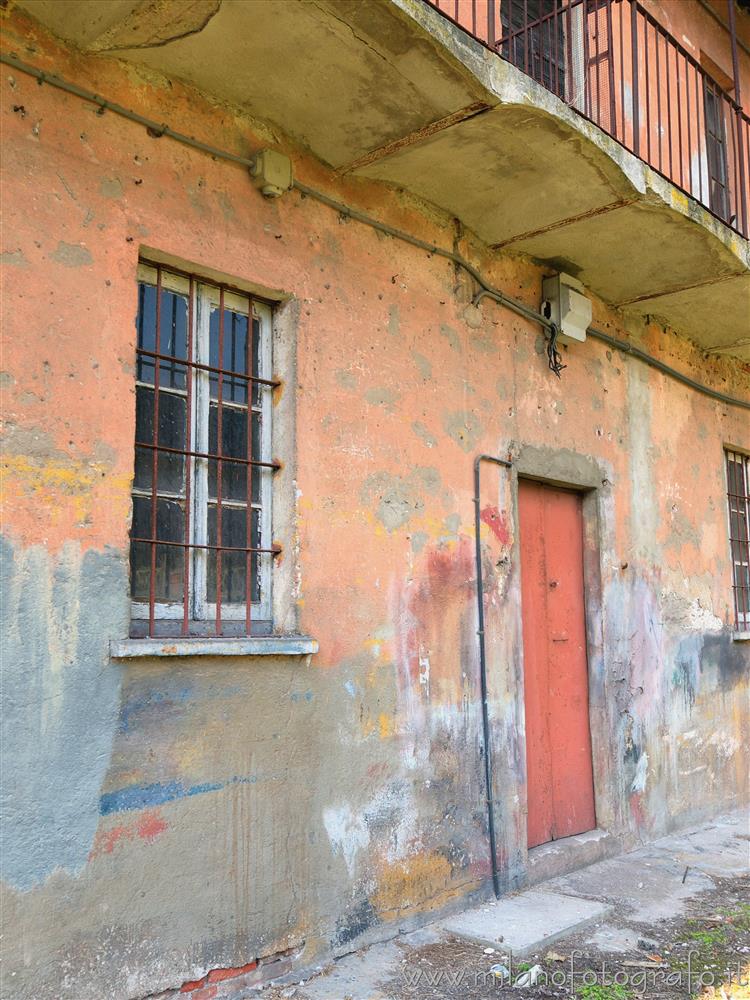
[725,449,750,632]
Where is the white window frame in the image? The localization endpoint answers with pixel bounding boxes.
[725,448,750,631]
[131,262,274,628]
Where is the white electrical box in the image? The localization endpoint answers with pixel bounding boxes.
[542,272,592,344]
[249,149,293,198]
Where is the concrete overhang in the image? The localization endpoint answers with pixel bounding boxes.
[17,0,750,359]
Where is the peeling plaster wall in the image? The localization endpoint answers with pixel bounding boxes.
[0,9,748,999]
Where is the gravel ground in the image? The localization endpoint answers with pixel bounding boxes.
[381,875,750,1000]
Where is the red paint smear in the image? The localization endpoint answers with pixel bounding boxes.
[137,810,168,842]
[89,809,168,859]
[629,792,646,828]
[480,506,509,544]
[401,537,475,690]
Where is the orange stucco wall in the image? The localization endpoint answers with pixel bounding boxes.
[1,6,748,999]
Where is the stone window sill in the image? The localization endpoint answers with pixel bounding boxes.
[110,636,318,659]
[732,631,750,642]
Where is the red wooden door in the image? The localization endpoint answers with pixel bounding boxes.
[519,479,596,848]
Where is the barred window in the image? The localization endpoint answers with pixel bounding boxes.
[130,261,278,638]
[726,449,750,631]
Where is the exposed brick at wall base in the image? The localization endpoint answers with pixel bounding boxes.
[148,950,298,1000]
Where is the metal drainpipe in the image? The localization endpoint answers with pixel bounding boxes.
[473,453,513,899]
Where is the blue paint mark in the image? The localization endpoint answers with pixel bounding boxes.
[118,685,195,733]
[344,681,357,698]
[290,689,314,703]
[99,774,257,815]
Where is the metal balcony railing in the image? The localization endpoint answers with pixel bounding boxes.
[425,0,750,239]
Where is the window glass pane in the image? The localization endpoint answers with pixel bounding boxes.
[133,385,186,494]
[206,505,260,605]
[136,283,188,389]
[207,405,260,502]
[130,495,185,602]
[208,306,257,404]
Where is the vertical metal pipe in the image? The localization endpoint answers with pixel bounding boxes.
[524,0,529,74]
[656,24,662,172]
[473,453,513,901]
[685,54,693,197]
[566,0,574,104]
[606,0,617,137]
[554,1,560,97]
[644,17,651,160]
[666,38,674,181]
[676,49,684,188]
[631,1,640,155]
[594,0,601,125]
[488,0,496,47]
[727,0,748,235]
[584,0,591,118]
[215,287,225,635]
[149,266,162,637]
[619,0,625,139]
[727,0,742,107]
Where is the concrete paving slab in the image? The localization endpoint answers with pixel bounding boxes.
[546,854,716,921]
[440,890,611,957]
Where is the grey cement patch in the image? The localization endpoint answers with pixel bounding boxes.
[99,176,124,199]
[50,241,93,267]
[1,249,28,267]
[442,410,483,452]
[440,891,611,956]
[412,421,437,447]
[439,323,461,352]
[412,351,432,379]
[364,386,400,412]
[0,538,127,888]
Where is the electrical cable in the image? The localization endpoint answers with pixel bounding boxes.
[546,322,567,378]
[2,51,748,412]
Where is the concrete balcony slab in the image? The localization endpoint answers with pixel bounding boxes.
[17,0,750,358]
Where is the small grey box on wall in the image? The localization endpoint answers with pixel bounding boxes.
[542,272,592,344]
[250,149,293,198]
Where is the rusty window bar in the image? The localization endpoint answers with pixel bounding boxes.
[136,347,279,388]
[132,538,281,554]
[134,440,280,470]
[131,261,278,638]
[726,450,750,632]
[425,0,750,239]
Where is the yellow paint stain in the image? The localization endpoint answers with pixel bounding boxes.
[378,712,394,739]
[370,851,462,920]
[2,456,132,527]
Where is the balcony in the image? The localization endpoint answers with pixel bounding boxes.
[15,0,750,357]
[429,0,750,240]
